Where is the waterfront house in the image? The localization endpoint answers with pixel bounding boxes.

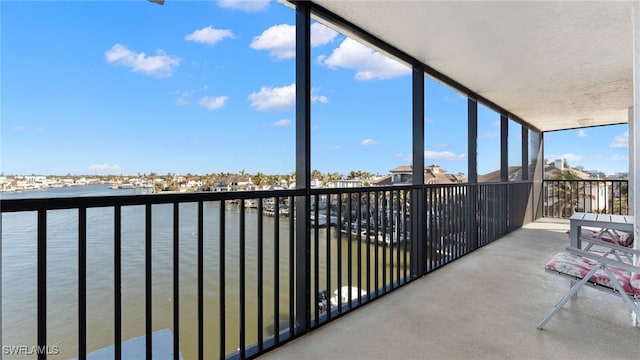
[374,164,467,186]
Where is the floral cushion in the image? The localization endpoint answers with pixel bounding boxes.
[631,258,640,291]
[544,252,640,295]
[581,228,634,247]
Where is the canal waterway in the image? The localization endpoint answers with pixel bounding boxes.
[1,185,409,359]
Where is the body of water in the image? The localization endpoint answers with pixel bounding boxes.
[2,185,409,359]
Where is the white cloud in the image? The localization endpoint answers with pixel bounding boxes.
[425,150,466,161]
[560,153,584,162]
[361,138,378,146]
[251,22,338,59]
[199,96,229,110]
[185,26,234,45]
[578,129,588,138]
[334,145,342,151]
[249,83,295,111]
[478,131,499,139]
[319,38,411,80]
[272,119,291,127]
[609,131,628,149]
[89,164,122,174]
[312,95,329,104]
[611,154,628,162]
[173,90,193,106]
[310,23,339,47]
[218,0,270,12]
[105,44,180,78]
[12,125,44,132]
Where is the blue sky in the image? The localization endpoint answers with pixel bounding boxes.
[1,0,629,176]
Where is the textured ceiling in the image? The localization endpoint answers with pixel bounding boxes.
[309,0,633,132]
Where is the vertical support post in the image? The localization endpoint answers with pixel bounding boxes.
[500,113,508,182]
[468,97,478,184]
[411,65,425,277]
[521,125,529,181]
[500,113,509,233]
[521,125,531,224]
[533,131,545,220]
[295,1,311,334]
[467,96,478,249]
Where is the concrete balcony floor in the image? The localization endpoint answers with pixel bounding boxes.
[260,219,640,360]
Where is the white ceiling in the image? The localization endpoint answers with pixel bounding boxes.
[309,0,634,132]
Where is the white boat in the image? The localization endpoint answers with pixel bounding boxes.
[330,286,367,308]
[311,214,339,227]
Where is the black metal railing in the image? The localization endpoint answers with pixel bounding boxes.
[543,180,628,218]
[1,181,531,359]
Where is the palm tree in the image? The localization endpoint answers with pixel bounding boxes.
[254,172,266,188]
[547,169,594,217]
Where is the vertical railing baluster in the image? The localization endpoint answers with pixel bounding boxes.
[145,203,152,360]
[37,209,46,360]
[356,192,362,305]
[197,201,204,360]
[257,198,264,351]
[446,186,456,261]
[219,200,226,359]
[173,203,180,360]
[365,191,371,299]
[239,199,246,359]
[274,198,280,343]
[387,190,398,290]
[398,190,408,282]
[396,190,403,286]
[114,205,122,360]
[374,191,379,297]
[313,194,319,324]
[427,187,431,269]
[347,194,352,308]
[288,196,295,336]
[336,194,343,312]
[79,207,87,360]
[382,192,387,292]
[325,195,331,321]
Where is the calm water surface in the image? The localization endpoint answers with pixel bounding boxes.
[1,185,407,359]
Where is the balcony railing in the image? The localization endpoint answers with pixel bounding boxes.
[1,181,533,359]
[542,179,629,218]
